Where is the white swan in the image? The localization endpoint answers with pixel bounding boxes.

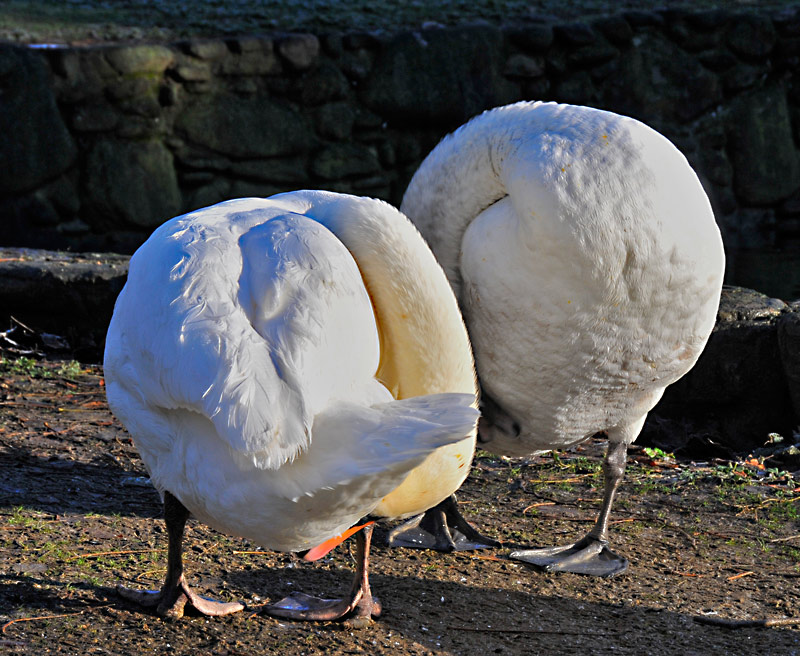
[103,190,479,622]
[398,101,725,576]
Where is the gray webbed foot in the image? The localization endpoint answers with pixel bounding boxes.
[510,535,628,577]
[388,494,499,552]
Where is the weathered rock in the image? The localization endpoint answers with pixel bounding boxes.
[219,40,281,76]
[0,45,77,194]
[0,248,129,359]
[295,60,350,105]
[503,23,555,53]
[777,305,800,420]
[314,102,357,140]
[553,22,596,47]
[599,31,722,123]
[504,53,546,78]
[727,86,800,206]
[228,157,309,184]
[105,44,176,75]
[593,16,634,46]
[70,102,120,132]
[362,25,515,125]
[277,33,321,71]
[646,287,795,455]
[726,14,776,59]
[184,39,229,61]
[82,138,181,230]
[174,94,315,158]
[310,142,381,179]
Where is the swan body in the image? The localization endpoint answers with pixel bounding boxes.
[400,101,725,574]
[104,191,478,618]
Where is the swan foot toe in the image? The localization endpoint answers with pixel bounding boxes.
[262,591,381,624]
[117,579,244,619]
[509,536,628,577]
[388,495,499,552]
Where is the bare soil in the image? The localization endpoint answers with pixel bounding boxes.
[1,358,799,655]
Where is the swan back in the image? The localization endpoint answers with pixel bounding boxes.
[401,102,725,454]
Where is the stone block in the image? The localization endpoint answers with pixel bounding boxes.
[174,94,315,158]
[727,86,800,205]
[0,45,76,195]
[83,138,181,230]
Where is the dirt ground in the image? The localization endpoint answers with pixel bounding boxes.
[0,357,798,655]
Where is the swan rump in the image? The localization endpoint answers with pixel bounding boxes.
[104,192,478,553]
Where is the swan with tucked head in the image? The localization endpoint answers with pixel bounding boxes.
[397,101,725,576]
[104,190,478,623]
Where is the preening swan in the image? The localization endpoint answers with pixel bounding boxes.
[103,190,479,622]
[398,101,725,576]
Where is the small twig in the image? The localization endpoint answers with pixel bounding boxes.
[694,615,800,629]
[521,502,555,513]
[69,549,163,561]
[726,571,754,581]
[1,605,111,634]
[770,534,800,543]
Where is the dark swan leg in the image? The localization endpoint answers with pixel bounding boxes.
[117,491,245,618]
[510,441,629,577]
[387,494,500,551]
[264,523,381,626]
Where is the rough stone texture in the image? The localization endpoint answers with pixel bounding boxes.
[82,138,181,229]
[0,45,76,194]
[310,142,381,179]
[726,86,800,206]
[647,287,796,455]
[777,304,800,421]
[174,94,315,158]
[1,6,800,286]
[361,25,516,125]
[0,248,129,358]
[104,44,175,75]
[599,31,722,124]
[726,13,777,59]
[277,33,321,70]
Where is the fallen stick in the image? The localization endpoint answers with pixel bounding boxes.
[1,606,111,634]
[68,549,163,560]
[694,615,800,629]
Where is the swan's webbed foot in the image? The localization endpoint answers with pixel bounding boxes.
[117,576,245,619]
[388,494,499,552]
[263,523,381,627]
[509,535,628,577]
[263,590,381,627]
[118,491,244,620]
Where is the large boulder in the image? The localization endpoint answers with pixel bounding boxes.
[0,248,129,359]
[361,25,516,126]
[726,86,800,206]
[644,287,796,455]
[82,138,181,230]
[598,30,722,124]
[0,45,76,195]
[174,94,315,158]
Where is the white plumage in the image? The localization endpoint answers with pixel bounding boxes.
[400,101,725,575]
[104,190,478,620]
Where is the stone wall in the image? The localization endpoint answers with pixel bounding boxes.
[2,7,800,276]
